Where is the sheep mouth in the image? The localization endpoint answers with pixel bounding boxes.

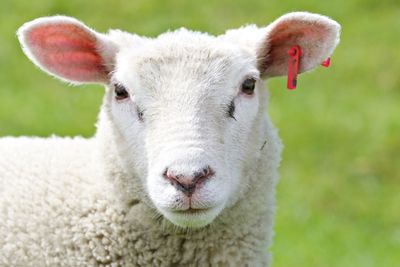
[173,208,211,214]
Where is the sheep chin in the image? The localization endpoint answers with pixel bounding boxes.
[160,204,224,228]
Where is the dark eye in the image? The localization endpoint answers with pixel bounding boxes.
[114,83,129,100]
[241,78,256,95]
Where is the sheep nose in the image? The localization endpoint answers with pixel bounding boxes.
[163,166,214,196]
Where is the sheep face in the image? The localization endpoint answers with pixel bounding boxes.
[109,31,261,227]
[18,13,340,228]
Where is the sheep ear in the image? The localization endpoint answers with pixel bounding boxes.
[17,16,116,84]
[257,12,341,77]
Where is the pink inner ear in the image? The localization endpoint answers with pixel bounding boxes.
[261,20,331,77]
[26,23,107,82]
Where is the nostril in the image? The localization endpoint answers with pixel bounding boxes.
[163,168,182,184]
[163,166,214,196]
[193,166,213,180]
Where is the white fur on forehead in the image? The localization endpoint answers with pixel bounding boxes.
[114,27,258,94]
[152,28,244,59]
[110,27,218,55]
[221,25,268,55]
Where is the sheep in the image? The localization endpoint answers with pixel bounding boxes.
[0,12,340,266]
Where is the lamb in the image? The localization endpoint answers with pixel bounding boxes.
[0,12,340,266]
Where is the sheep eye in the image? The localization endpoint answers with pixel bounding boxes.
[114,84,129,100]
[241,78,256,95]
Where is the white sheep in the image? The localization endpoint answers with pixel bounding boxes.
[0,12,340,266]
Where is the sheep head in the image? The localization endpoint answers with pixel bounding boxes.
[18,12,340,228]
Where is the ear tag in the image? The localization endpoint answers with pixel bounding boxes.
[287,45,301,90]
[321,57,331,67]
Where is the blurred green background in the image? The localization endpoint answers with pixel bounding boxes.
[1,0,399,266]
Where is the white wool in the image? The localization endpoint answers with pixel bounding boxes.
[0,12,340,266]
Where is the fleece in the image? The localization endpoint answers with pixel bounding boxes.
[0,111,281,266]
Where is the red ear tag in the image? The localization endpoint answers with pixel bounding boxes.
[321,57,331,67]
[287,46,301,90]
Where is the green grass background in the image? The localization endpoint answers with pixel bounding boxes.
[1,0,399,266]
